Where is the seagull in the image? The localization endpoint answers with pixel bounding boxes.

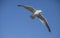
[17,5,51,32]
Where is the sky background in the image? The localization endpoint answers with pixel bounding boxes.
[0,0,60,38]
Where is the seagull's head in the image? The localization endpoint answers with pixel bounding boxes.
[37,10,42,13]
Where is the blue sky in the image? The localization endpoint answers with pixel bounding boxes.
[0,0,60,38]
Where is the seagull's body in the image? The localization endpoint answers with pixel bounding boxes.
[18,5,51,32]
[34,10,42,15]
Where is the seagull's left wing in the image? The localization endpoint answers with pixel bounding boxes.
[17,5,36,13]
[37,14,51,32]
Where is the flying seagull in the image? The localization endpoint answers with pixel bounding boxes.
[17,5,51,32]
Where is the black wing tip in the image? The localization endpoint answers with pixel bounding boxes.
[48,29,51,32]
[49,30,51,32]
[17,5,24,7]
[17,5,22,6]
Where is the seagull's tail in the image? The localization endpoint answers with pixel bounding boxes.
[30,15,35,19]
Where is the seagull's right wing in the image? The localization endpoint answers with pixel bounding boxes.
[17,5,36,13]
[37,14,51,32]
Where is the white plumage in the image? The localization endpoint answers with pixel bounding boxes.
[34,10,42,15]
